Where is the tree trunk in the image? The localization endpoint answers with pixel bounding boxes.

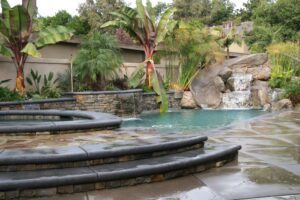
[16,65,26,96]
[145,60,154,88]
[226,47,230,59]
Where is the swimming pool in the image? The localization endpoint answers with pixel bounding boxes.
[122,109,265,133]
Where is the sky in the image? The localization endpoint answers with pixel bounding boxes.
[4,0,247,17]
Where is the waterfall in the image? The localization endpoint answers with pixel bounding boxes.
[222,73,253,109]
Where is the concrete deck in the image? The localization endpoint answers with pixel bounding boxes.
[31,110,300,200]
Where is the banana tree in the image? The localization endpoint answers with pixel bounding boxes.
[0,0,73,95]
[101,0,176,112]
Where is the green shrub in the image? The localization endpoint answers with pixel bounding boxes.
[0,87,23,102]
[26,69,61,98]
[269,65,294,88]
[283,80,300,98]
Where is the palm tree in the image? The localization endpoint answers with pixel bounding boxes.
[101,0,176,112]
[0,0,73,95]
[214,26,242,59]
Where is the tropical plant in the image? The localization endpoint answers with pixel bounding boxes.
[74,32,122,90]
[26,69,61,98]
[267,42,300,88]
[0,0,74,95]
[158,21,223,90]
[127,65,145,89]
[214,26,242,59]
[26,69,42,94]
[101,0,177,112]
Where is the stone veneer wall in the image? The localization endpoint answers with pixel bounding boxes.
[0,90,182,116]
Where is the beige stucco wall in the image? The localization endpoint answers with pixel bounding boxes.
[228,41,250,54]
[39,43,79,60]
[40,42,145,63]
[0,56,70,90]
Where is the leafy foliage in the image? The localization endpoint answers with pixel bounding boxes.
[0,87,23,101]
[79,0,125,33]
[158,21,223,90]
[214,26,242,58]
[283,80,300,98]
[268,42,300,88]
[101,0,177,112]
[74,32,122,90]
[243,0,300,52]
[41,10,90,35]
[26,69,61,98]
[0,0,73,94]
[173,0,234,25]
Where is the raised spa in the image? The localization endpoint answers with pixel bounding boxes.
[0,110,122,134]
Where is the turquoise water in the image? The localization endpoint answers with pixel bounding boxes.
[122,110,265,133]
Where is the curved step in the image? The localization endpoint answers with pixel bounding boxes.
[0,136,208,172]
[0,110,122,135]
[0,144,241,199]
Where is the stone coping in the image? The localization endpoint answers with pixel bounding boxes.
[0,144,241,191]
[0,97,75,106]
[0,110,122,134]
[65,89,143,95]
[0,136,208,165]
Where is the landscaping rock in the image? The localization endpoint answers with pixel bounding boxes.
[214,76,226,92]
[219,67,232,82]
[263,103,271,112]
[251,80,270,107]
[247,66,271,81]
[272,99,293,111]
[181,91,198,109]
[191,53,269,109]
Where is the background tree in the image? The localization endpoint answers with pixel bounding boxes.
[173,0,235,25]
[243,0,300,52]
[210,0,234,25]
[101,0,177,112]
[173,0,211,23]
[0,0,73,95]
[79,0,125,32]
[236,0,264,22]
[41,10,90,35]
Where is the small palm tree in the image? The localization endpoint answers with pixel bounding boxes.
[214,26,242,59]
[101,0,177,112]
[0,0,73,95]
[74,33,123,90]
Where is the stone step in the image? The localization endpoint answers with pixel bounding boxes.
[0,144,241,199]
[0,136,208,172]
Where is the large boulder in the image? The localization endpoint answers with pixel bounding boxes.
[180,91,198,109]
[219,67,232,82]
[272,99,293,111]
[190,53,268,109]
[247,66,271,81]
[214,76,226,92]
[251,80,270,107]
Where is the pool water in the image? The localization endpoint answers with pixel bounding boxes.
[122,110,265,133]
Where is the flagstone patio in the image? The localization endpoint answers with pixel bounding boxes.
[32,110,300,200]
